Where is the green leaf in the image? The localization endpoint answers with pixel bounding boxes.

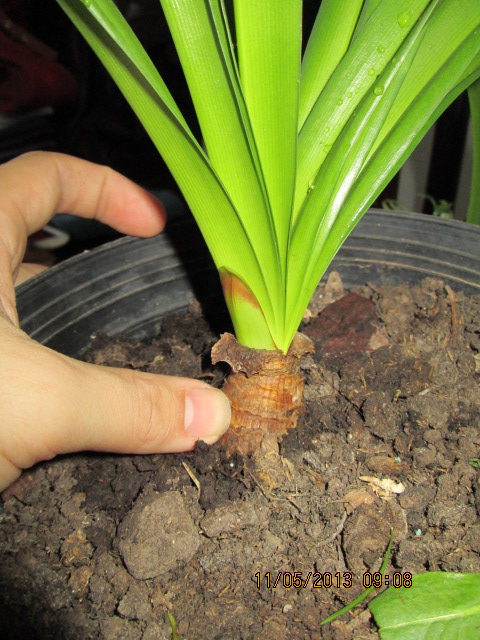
[234,0,302,274]
[320,529,394,626]
[56,0,277,349]
[285,0,439,346]
[299,0,363,128]
[367,0,480,160]
[294,0,431,218]
[220,269,276,349]
[284,0,480,347]
[467,77,480,225]
[158,0,278,274]
[351,0,383,40]
[369,572,480,639]
[339,19,480,231]
[158,0,285,340]
[168,612,179,640]
[57,0,480,354]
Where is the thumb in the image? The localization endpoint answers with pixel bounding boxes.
[61,360,232,455]
[0,323,230,490]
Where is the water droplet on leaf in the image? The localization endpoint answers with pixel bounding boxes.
[368,67,375,76]
[337,97,343,106]
[373,85,384,96]
[397,11,411,28]
[377,45,385,54]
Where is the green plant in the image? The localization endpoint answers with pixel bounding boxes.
[419,193,454,218]
[467,78,480,225]
[381,194,454,217]
[318,531,480,638]
[56,0,480,356]
[168,612,180,640]
[369,572,480,639]
[320,529,393,626]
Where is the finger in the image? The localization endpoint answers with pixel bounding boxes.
[0,324,230,491]
[14,263,48,285]
[0,151,166,273]
[0,151,167,325]
[57,361,231,456]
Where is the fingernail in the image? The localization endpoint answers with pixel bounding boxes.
[184,387,231,444]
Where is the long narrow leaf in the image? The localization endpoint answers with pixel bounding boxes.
[294,0,430,218]
[286,34,480,347]
[56,0,277,347]
[340,54,480,237]
[345,22,480,228]
[235,0,302,278]
[321,529,393,626]
[467,77,480,225]
[351,0,383,41]
[367,0,480,160]
[58,0,480,354]
[299,0,363,129]
[158,1,271,251]
[158,0,283,339]
[210,0,271,212]
[285,0,438,345]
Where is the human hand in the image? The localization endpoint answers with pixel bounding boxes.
[0,152,230,491]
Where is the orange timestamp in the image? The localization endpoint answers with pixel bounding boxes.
[254,571,413,590]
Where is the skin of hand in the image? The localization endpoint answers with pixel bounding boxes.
[0,151,231,492]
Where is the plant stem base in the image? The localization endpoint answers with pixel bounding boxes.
[211,332,314,455]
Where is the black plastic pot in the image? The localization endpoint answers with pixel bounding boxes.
[16,209,480,359]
